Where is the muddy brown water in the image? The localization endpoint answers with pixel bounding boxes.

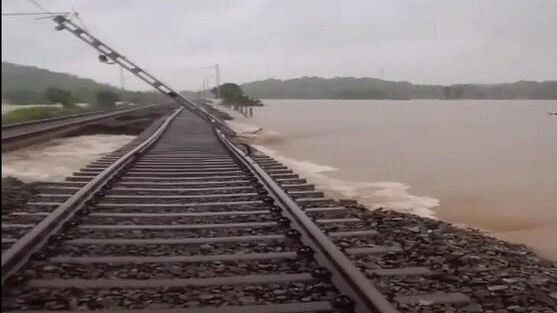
[2,134,135,182]
[222,99,557,260]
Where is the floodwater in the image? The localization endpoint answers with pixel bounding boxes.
[2,134,135,182]
[1,103,94,115]
[223,99,557,260]
[1,103,63,115]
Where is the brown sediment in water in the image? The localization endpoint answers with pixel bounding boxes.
[1,134,135,182]
[437,201,557,261]
[494,222,557,261]
[209,102,557,262]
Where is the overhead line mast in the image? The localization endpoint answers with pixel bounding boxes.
[51,15,227,130]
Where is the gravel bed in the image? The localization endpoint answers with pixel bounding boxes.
[107,188,256,196]
[251,150,557,312]
[53,240,291,257]
[396,303,475,313]
[344,208,557,313]
[372,275,467,297]
[3,282,338,311]
[28,259,318,280]
[1,177,42,213]
[126,167,245,173]
[282,185,315,191]
[90,203,269,213]
[318,221,373,232]
[35,188,75,195]
[132,160,238,165]
[80,214,274,225]
[114,182,254,188]
[300,202,345,209]
[94,195,262,204]
[6,204,58,214]
[122,173,251,179]
[2,228,34,239]
[28,196,69,204]
[65,225,285,239]
[2,213,46,224]
[333,236,400,249]
[304,209,361,219]
[118,176,253,182]
[254,154,557,313]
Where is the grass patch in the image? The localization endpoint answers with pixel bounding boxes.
[2,106,87,124]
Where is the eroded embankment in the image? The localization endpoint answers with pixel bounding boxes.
[2,177,42,214]
[212,102,557,262]
[2,106,172,203]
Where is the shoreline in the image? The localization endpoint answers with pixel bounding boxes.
[1,103,556,311]
[210,101,557,262]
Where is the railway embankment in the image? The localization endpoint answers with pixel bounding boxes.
[2,103,556,313]
[216,102,557,311]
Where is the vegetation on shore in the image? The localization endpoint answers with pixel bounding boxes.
[2,85,125,124]
[241,77,557,100]
[2,62,166,105]
[44,87,76,108]
[212,83,263,107]
[2,106,89,124]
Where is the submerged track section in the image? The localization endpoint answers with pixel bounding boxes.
[2,108,397,313]
[3,107,555,313]
[2,104,169,152]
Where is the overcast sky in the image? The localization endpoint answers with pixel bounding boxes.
[2,0,557,91]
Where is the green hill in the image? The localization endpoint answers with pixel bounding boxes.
[1,61,163,104]
[241,76,557,100]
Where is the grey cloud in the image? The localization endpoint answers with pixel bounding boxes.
[2,0,556,91]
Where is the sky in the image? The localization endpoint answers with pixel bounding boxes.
[2,0,557,91]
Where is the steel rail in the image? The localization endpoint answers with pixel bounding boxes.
[2,103,168,129]
[216,129,400,313]
[2,104,163,139]
[1,107,183,286]
[2,109,106,129]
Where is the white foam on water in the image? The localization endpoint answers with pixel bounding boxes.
[216,105,441,218]
[253,144,440,219]
[227,119,263,135]
[2,134,135,182]
[223,113,286,146]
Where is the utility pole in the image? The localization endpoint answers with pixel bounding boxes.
[215,64,221,99]
[50,15,232,134]
[119,65,125,90]
[206,78,211,98]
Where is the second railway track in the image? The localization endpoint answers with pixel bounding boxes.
[1,104,171,152]
[2,107,556,313]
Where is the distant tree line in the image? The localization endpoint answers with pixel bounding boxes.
[3,88,163,107]
[212,83,263,106]
[42,87,122,108]
[4,62,556,104]
[1,62,164,106]
[241,77,557,100]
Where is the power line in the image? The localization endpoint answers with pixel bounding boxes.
[4,0,70,18]
[27,0,50,13]
[71,7,89,32]
[2,12,70,16]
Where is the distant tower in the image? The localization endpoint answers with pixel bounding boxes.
[119,65,125,90]
[215,64,221,99]
[379,68,385,79]
[205,79,210,99]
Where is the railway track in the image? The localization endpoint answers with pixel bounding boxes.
[2,104,170,152]
[2,107,556,313]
